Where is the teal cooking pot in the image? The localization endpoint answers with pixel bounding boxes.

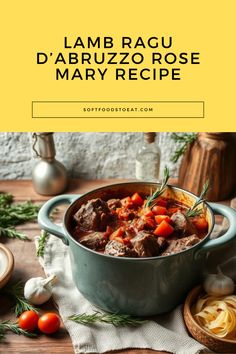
[38,182,236,316]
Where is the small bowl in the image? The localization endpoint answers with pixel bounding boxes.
[184,285,236,353]
[0,244,14,289]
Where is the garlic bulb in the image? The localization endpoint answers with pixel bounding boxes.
[24,274,57,305]
[203,267,234,296]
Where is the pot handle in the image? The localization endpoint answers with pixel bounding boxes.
[196,202,236,256]
[38,194,80,245]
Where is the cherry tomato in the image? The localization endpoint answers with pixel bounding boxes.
[38,313,60,334]
[18,310,39,332]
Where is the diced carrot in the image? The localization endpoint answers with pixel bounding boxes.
[192,217,208,230]
[155,215,171,224]
[152,205,167,215]
[131,192,144,206]
[153,220,174,238]
[110,227,124,240]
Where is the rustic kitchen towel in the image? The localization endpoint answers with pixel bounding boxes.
[35,196,236,354]
[35,233,212,354]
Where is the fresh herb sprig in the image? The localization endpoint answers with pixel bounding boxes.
[0,321,37,341]
[36,230,49,257]
[2,281,39,316]
[0,193,13,207]
[170,133,197,163]
[68,311,147,327]
[146,166,170,207]
[0,227,29,240]
[185,180,210,218]
[0,200,40,228]
[0,193,40,240]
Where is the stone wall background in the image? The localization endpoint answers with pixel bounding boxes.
[0,133,182,179]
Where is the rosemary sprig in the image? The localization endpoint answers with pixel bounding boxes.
[37,230,49,257]
[2,281,39,317]
[170,133,197,163]
[0,227,29,240]
[0,320,37,341]
[0,201,40,228]
[0,193,13,207]
[146,166,170,207]
[68,311,147,327]
[185,180,210,218]
[0,193,40,240]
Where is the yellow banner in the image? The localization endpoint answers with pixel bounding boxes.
[1,1,235,131]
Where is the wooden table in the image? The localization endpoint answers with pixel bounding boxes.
[0,179,234,354]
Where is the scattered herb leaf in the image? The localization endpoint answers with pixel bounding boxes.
[146,166,170,207]
[0,200,40,228]
[3,281,39,317]
[170,133,197,163]
[0,320,37,341]
[36,230,49,257]
[68,311,147,327]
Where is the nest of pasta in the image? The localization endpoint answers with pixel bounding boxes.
[184,286,236,353]
[192,294,236,339]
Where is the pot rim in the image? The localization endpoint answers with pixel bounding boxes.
[63,181,214,261]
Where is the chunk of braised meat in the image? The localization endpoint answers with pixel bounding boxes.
[107,199,122,210]
[171,211,197,236]
[104,240,138,257]
[131,231,160,257]
[74,198,112,231]
[79,231,107,251]
[156,237,168,252]
[161,234,200,256]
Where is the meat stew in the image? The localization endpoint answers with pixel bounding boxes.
[72,192,208,258]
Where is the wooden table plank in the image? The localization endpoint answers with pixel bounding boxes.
[0,179,135,202]
[0,179,233,354]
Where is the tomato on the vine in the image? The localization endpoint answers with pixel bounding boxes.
[38,312,60,334]
[18,310,39,332]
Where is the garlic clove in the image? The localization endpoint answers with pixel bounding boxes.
[24,274,57,305]
[203,268,235,296]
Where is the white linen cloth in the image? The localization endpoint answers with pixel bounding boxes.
[35,198,236,354]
